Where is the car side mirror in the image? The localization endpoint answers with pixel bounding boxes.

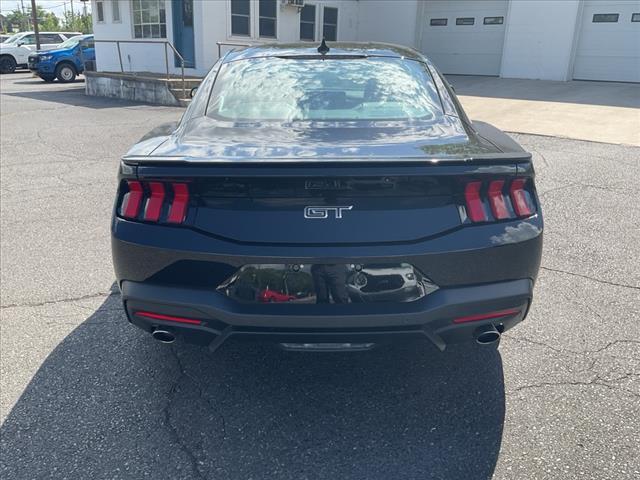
[17,41,25,47]
[190,87,198,98]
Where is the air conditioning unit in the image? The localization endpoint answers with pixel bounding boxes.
[282,0,305,9]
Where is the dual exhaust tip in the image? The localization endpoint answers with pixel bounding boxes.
[474,324,501,345]
[151,329,175,344]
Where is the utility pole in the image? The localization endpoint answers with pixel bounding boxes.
[30,0,39,49]
[70,0,74,18]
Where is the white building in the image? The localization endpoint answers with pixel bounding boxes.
[91,0,640,82]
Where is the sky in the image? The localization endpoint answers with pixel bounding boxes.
[0,0,91,16]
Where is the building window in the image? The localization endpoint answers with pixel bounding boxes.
[483,16,503,25]
[456,17,474,26]
[592,13,619,23]
[112,0,121,22]
[259,0,277,38]
[96,0,105,22]
[132,0,167,38]
[231,0,250,36]
[430,18,447,26]
[632,13,640,22]
[323,6,338,41]
[300,4,316,41]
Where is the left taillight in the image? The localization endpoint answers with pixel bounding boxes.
[119,180,190,225]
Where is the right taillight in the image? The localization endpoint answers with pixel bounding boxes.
[463,177,535,223]
[119,180,190,224]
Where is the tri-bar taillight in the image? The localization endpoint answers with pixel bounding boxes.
[464,177,535,223]
[120,180,190,224]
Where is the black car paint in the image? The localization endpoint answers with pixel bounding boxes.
[111,43,543,352]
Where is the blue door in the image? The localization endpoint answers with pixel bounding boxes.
[172,0,195,68]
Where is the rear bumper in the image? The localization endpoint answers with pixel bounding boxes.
[121,278,533,351]
[112,212,542,351]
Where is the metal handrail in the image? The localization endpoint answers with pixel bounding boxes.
[216,41,252,58]
[93,39,186,99]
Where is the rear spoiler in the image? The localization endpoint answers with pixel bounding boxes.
[122,151,532,165]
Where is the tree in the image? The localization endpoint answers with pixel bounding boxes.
[4,9,30,32]
[38,9,60,31]
[61,11,93,34]
[3,6,62,33]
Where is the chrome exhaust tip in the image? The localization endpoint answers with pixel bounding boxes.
[151,329,175,344]
[475,324,501,345]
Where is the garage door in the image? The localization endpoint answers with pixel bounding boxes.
[421,0,508,76]
[573,0,640,82]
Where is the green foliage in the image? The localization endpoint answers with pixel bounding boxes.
[61,11,93,34]
[1,7,92,34]
[4,9,30,32]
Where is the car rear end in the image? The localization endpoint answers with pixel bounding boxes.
[111,44,543,352]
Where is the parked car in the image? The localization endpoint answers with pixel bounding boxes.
[111,42,543,352]
[28,34,94,83]
[0,31,81,73]
[258,288,297,303]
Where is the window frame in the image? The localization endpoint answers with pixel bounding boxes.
[430,18,447,26]
[131,0,167,39]
[96,0,105,23]
[456,17,475,26]
[299,3,317,42]
[592,13,619,23]
[258,0,277,39]
[631,13,640,22]
[322,6,338,41]
[483,16,503,25]
[112,0,121,23]
[230,0,251,37]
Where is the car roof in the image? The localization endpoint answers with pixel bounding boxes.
[223,42,426,63]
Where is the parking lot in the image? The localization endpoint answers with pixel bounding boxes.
[1,72,638,479]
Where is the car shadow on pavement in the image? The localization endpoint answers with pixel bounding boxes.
[0,292,505,480]
[5,87,176,110]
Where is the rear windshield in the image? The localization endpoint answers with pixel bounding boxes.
[206,57,443,122]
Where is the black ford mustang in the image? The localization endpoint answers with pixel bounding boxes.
[111,42,543,352]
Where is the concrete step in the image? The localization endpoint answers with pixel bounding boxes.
[170,88,193,100]
[166,78,202,89]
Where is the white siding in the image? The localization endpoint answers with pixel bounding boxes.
[573,0,640,82]
[356,0,419,48]
[500,0,581,81]
[420,0,508,76]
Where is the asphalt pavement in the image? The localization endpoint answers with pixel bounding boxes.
[1,72,639,480]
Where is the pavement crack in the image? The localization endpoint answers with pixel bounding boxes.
[540,266,640,290]
[0,291,117,310]
[511,378,640,399]
[163,347,210,480]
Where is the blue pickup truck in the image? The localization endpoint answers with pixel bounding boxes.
[28,34,94,83]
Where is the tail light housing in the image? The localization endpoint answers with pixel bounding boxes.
[119,180,190,224]
[463,177,536,223]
